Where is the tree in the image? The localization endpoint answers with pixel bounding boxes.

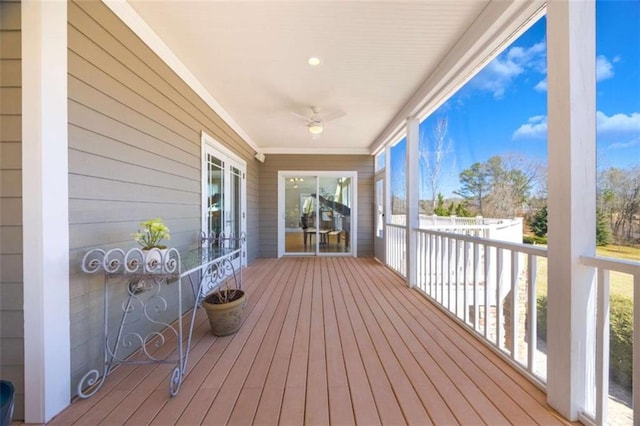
[419,117,451,211]
[483,155,540,217]
[599,167,640,244]
[433,193,449,216]
[455,162,491,214]
[596,208,611,246]
[455,154,542,218]
[529,206,547,238]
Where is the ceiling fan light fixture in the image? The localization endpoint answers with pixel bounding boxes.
[308,57,321,66]
[308,121,323,135]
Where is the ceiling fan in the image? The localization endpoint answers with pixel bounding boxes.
[291,106,346,139]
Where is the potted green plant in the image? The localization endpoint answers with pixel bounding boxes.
[131,218,170,271]
[201,277,247,336]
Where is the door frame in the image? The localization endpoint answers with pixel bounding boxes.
[201,131,247,266]
[374,171,386,263]
[277,170,357,258]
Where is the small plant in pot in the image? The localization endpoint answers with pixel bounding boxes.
[202,278,247,336]
[131,218,170,271]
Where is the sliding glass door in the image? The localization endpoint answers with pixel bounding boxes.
[279,171,356,256]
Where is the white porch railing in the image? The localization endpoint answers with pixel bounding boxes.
[415,228,548,385]
[386,214,640,423]
[386,224,406,276]
[579,255,639,425]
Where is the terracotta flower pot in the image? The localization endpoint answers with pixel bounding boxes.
[202,290,247,336]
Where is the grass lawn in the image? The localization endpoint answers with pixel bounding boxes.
[535,244,638,299]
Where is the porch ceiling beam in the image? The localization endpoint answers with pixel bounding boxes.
[546,0,596,420]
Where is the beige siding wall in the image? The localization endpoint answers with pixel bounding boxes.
[68,0,259,395]
[258,155,374,257]
[0,0,23,420]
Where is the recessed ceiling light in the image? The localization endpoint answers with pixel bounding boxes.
[308,57,321,66]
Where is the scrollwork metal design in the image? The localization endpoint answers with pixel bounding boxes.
[78,245,185,399]
[77,369,105,399]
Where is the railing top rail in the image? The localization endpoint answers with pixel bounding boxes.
[580,254,640,276]
[419,224,492,230]
[387,223,407,228]
[416,227,548,257]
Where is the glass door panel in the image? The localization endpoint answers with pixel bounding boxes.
[284,176,317,254]
[206,154,224,237]
[228,165,242,249]
[318,176,351,254]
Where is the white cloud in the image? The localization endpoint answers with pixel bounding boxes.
[596,55,614,81]
[597,111,640,133]
[512,115,548,140]
[472,41,546,99]
[534,78,547,92]
[609,138,640,150]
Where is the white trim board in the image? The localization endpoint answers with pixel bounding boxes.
[22,1,71,422]
[103,0,260,155]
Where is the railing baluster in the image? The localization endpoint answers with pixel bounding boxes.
[596,267,609,426]
[510,250,518,360]
[463,240,469,324]
[484,243,490,339]
[474,242,480,331]
[528,254,537,374]
[496,248,503,348]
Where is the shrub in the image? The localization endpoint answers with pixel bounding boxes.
[523,235,548,245]
[609,295,633,389]
[536,294,633,390]
[537,295,547,341]
[528,206,548,238]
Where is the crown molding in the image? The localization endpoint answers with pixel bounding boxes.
[261,147,370,156]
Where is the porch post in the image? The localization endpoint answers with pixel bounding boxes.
[22,0,70,422]
[546,0,596,420]
[406,118,419,287]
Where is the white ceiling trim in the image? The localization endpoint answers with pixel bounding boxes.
[102,0,261,155]
[261,147,370,156]
[369,0,546,155]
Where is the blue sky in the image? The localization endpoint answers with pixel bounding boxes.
[391,0,640,201]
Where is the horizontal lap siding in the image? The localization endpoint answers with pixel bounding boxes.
[0,0,24,420]
[68,0,259,398]
[258,155,374,257]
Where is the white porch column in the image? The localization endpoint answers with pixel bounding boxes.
[406,118,419,288]
[22,0,70,422]
[546,0,596,420]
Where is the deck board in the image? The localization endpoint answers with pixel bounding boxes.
[52,257,570,425]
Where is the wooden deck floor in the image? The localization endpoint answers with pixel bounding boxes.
[50,257,570,425]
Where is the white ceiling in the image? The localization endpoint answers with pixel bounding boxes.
[123,1,542,155]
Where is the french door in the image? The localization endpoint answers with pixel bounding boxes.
[201,132,246,268]
[278,171,357,257]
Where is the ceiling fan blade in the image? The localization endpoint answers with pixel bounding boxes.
[319,110,346,122]
[290,111,311,122]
